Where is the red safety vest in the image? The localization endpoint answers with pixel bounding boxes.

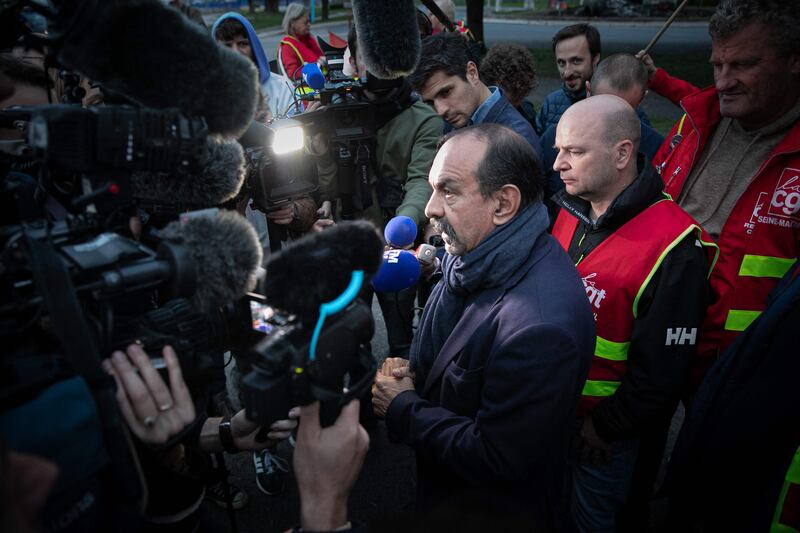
[654,87,800,372]
[552,199,718,416]
[278,35,322,64]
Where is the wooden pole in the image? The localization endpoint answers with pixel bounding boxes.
[642,0,691,56]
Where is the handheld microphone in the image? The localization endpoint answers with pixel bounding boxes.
[159,209,262,313]
[371,249,420,292]
[131,138,246,207]
[352,0,421,79]
[51,0,258,137]
[264,221,384,322]
[384,215,417,249]
[302,63,326,91]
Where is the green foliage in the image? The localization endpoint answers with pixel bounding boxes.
[529,48,713,91]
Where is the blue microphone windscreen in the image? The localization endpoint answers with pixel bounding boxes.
[372,249,420,292]
[302,63,325,90]
[384,216,417,248]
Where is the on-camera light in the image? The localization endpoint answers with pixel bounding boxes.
[271,122,305,155]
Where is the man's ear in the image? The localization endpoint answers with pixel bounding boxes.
[592,54,601,68]
[492,184,522,225]
[466,61,481,85]
[614,139,635,170]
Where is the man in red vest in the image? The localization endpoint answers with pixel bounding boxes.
[653,0,800,383]
[551,95,717,532]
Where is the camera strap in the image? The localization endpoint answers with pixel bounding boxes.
[23,228,148,530]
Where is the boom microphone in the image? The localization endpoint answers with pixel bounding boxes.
[159,209,262,312]
[51,0,258,137]
[372,249,420,293]
[263,221,383,322]
[352,0,421,79]
[131,138,246,207]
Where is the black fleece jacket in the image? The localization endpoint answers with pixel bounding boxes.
[552,157,711,441]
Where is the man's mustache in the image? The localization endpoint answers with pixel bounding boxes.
[431,217,459,243]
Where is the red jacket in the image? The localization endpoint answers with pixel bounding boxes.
[279,33,323,81]
[653,87,800,378]
[648,67,700,108]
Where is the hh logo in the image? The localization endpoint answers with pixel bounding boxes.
[768,169,800,219]
[582,273,606,309]
[665,328,697,346]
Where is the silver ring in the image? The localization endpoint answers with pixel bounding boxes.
[143,415,157,428]
[158,403,173,412]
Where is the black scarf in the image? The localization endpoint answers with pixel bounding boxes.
[410,203,550,381]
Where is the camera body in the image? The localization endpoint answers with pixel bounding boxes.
[240,294,376,428]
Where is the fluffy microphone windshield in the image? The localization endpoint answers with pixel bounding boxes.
[263,221,383,322]
[352,0,421,79]
[131,139,245,207]
[54,0,257,137]
[160,209,262,313]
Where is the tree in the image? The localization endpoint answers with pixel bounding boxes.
[248,0,255,14]
[466,0,485,43]
[265,0,279,13]
[322,0,329,20]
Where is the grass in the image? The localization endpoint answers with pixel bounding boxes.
[529,48,712,88]
[236,5,350,32]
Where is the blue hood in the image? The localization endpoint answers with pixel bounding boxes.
[211,12,271,86]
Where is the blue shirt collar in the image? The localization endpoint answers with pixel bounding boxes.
[470,86,501,126]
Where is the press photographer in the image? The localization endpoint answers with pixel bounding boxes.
[305,25,442,357]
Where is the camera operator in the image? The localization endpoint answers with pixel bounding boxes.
[104,343,368,533]
[313,26,443,358]
[101,343,299,530]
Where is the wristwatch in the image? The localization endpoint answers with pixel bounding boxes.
[218,415,239,454]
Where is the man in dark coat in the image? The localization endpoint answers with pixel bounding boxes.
[409,32,543,163]
[371,124,595,526]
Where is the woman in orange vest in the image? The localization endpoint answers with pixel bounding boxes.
[278,3,325,82]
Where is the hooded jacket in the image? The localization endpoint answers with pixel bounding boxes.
[211,12,295,118]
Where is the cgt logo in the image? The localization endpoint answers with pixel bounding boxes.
[582,273,606,309]
[769,169,800,219]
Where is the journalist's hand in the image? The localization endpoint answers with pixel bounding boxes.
[229,407,300,451]
[266,203,296,225]
[311,218,335,232]
[371,363,415,417]
[295,400,368,531]
[104,344,195,445]
[317,200,332,220]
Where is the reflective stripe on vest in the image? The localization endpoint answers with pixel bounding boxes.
[582,379,621,397]
[724,257,797,333]
[739,255,796,279]
[771,446,800,533]
[581,337,630,396]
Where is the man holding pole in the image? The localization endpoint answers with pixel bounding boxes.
[652,0,800,386]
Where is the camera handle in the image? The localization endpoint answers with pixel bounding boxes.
[334,141,373,220]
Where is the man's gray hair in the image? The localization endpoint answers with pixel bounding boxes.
[590,53,648,93]
[709,0,800,55]
[282,2,308,37]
